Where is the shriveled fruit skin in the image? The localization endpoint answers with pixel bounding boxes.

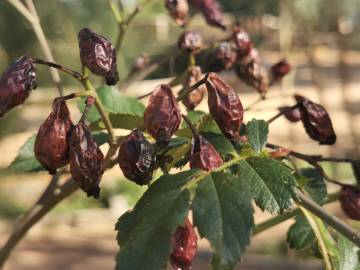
[271,59,291,81]
[231,26,252,59]
[69,122,104,198]
[118,129,157,185]
[144,84,182,146]
[0,56,37,117]
[206,72,244,143]
[35,98,73,174]
[208,42,237,72]
[295,95,336,145]
[181,66,206,110]
[165,0,189,26]
[190,134,223,171]
[339,185,360,221]
[278,106,301,123]
[178,31,203,54]
[170,217,198,270]
[78,28,119,85]
[188,0,226,30]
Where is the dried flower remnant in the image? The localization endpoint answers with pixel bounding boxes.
[118,129,157,185]
[69,121,105,199]
[78,28,119,85]
[190,134,223,171]
[339,185,360,221]
[35,98,73,175]
[231,26,252,59]
[144,84,182,146]
[178,31,203,54]
[181,66,206,110]
[208,42,237,72]
[206,72,244,142]
[295,95,337,145]
[165,0,189,26]
[0,56,37,117]
[170,218,198,270]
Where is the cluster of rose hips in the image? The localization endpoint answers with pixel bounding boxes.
[0,15,359,269]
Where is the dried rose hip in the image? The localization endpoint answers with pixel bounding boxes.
[35,98,73,175]
[235,58,269,98]
[0,56,37,117]
[190,134,223,171]
[181,66,206,110]
[69,122,104,198]
[206,72,243,142]
[189,0,225,30]
[118,129,157,185]
[144,84,181,146]
[339,185,360,220]
[165,0,189,26]
[178,31,203,54]
[170,217,198,270]
[295,95,336,145]
[278,106,301,123]
[78,28,119,85]
[230,26,252,59]
[208,42,237,72]
[271,59,291,82]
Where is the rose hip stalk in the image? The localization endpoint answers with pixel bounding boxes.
[69,97,105,198]
[35,98,73,175]
[180,66,206,110]
[295,95,337,145]
[190,134,223,171]
[170,217,198,270]
[118,129,157,185]
[165,0,189,27]
[144,84,182,146]
[0,56,37,117]
[339,185,360,221]
[206,72,244,143]
[78,28,119,85]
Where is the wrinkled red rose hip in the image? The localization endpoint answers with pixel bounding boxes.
[170,217,198,270]
[339,185,360,220]
[35,98,73,175]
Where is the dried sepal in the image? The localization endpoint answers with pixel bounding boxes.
[118,129,157,185]
[206,72,243,142]
[0,56,37,117]
[144,84,182,146]
[35,98,73,174]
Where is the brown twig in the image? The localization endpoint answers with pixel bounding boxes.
[34,59,83,82]
[267,104,299,124]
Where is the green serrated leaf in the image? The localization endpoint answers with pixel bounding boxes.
[298,168,327,205]
[193,172,254,270]
[90,114,144,131]
[246,119,269,153]
[180,110,206,129]
[176,113,221,138]
[163,138,191,171]
[237,157,297,213]
[9,135,44,172]
[202,132,236,157]
[287,215,316,250]
[337,234,360,270]
[115,170,199,270]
